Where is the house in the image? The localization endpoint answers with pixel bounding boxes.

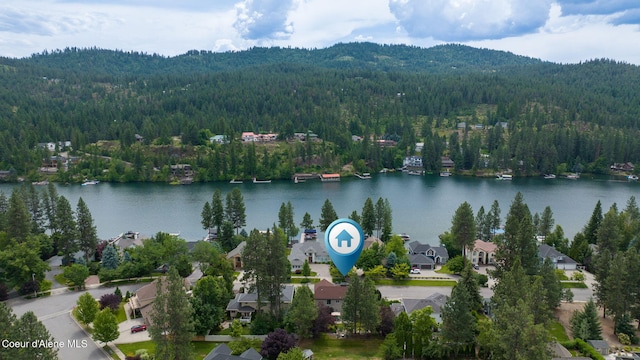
[495,121,508,129]
[241,132,257,142]
[110,231,145,254]
[135,134,144,143]
[403,156,423,168]
[538,244,578,270]
[204,344,263,360]
[376,139,397,147]
[390,292,448,323]
[351,135,363,142]
[406,241,449,269]
[415,142,424,153]
[408,254,436,270]
[441,157,455,168]
[587,340,610,356]
[364,236,383,250]
[457,122,467,129]
[288,241,330,272]
[226,284,295,323]
[611,162,635,172]
[467,240,497,265]
[209,135,229,144]
[227,241,246,270]
[128,277,191,324]
[314,279,348,313]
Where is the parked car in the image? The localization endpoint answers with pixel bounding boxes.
[410,268,421,274]
[131,324,147,333]
[473,264,480,270]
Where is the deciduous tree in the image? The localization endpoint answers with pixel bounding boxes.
[92,308,119,345]
[75,292,99,325]
[63,264,90,290]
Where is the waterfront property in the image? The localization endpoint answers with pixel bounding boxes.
[226,284,295,323]
[288,241,329,273]
[128,277,192,324]
[538,244,578,270]
[320,173,341,182]
[226,241,246,270]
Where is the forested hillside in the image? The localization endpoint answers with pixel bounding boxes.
[1,42,639,183]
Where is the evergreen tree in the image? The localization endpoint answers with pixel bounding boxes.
[42,182,59,234]
[451,201,476,264]
[149,268,195,360]
[225,188,246,234]
[278,201,298,243]
[285,285,317,339]
[92,308,119,345]
[475,205,487,241]
[570,298,602,340]
[319,199,338,232]
[494,192,539,277]
[584,200,603,245]
[6,190,31,242]
[539,258,563,311]
[459,262,483,313]
[300,212,314,230]
[54,196,78,262]
[381,198,393,242]
[539,206,555,238]
[348,210,361,224]
[211,189,225,235]
[342,276,380,334]
[361,197,376,236]
[12,311,58,360]
[100,244,120,270]
[201,201,213,230]
[0,191,8,232]
[440,282,477,355]
[190,275,230,335]
[76,197,98,262]
[568,232,592,266]
[487,200,501,238]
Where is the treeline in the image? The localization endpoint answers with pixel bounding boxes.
[1,44,640,182]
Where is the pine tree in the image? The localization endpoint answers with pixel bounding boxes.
[149,268,195,360]
[570,298,602,340]
[300,212,314,230]
[487,200,501,238]
[101,244,120,270]
[12,311,58,359]
[451,201,476,265]
[584,200,603,244]
[201,201,213,230]
[319,199,338,231]
[285,285,317,339]
[342,276,380,334]
[76,197,98,262]
[441,283,477,355]
[361,198,376,236]
[55,196,78,262]
[539,206,555,238]
[225,188,246,234]
[6,189,31,242]
[211,189,225,235]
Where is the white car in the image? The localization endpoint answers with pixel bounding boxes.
[410,268,421,274]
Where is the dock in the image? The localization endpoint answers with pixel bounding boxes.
[354,173,372,179]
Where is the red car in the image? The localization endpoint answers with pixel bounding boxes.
[130,324,147,333]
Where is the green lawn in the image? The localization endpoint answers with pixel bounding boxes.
[116,341,218,359]
[434,264,456,275]
[561,281,588,288]
[549,321,570,342]
[115,302,127,323]
[289,278,321,284]
[300,334,383,360]
[53,273,68,286]
[374,279,457,286]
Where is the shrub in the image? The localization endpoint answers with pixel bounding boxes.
[446,256,465,274]
[571,272,586,281]
[475,273,489,287]
[18,279,39,296]
[99,293,121,311]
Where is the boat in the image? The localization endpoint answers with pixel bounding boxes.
[395,233,411,241]
[32,180,49,185]
[81,180,100,186]
[229,179,243,184]
[544,174,556,179]
[566,173,580,180]
[628,175,638,181]
[252,178,272,184]
[440,171,451,177]
[496,174,513,180]
[407,170,423,176]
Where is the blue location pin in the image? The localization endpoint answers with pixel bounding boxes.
[324,218,365,276]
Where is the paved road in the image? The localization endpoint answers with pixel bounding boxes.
[7,284,145,360]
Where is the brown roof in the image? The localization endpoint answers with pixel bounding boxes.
[314,280,347,301]
[472,240,497,253]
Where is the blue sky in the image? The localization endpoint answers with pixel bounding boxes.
[1,0,640,64]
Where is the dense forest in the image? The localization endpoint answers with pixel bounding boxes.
[1,42,640,183]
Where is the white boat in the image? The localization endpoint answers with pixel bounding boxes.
[440,171,451,177]
[566,173,580,180]
[407,170,423,176]
[395,233,411,241]
[496,174,512,180]
[544,174,556,179]
[252,178,272,184]
[81,180,100,186]
[628,175,638,181]
[229,179,243,184]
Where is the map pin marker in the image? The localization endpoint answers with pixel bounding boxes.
[324,218,365,276]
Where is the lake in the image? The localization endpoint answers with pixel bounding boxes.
[1,173,638,245]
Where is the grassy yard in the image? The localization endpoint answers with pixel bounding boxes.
[53,273,68,286]
[374,279,457,286]
[115,302,127,323]
[549,321,570,342]
[117,341,218,359]
[289,278,321,284]
[434,264,456,275]
[299,334,383,360]
[561,281,588,289]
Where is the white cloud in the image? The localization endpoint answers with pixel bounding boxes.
[234,0,297,40]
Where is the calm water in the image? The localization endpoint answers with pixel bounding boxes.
[1,174,638,245]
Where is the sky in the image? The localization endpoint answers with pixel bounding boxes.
[1,0,640,65]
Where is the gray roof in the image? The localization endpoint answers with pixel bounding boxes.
[226,284,295,311]
[227,241,246,259]
[409,253,435,265]
[287,241,328,265]
[538,244,577,265]
[399,292,448,315]
[240,348,262,360]
[406,241,449,259]
[204,344,264,360]
[586,340,609,350]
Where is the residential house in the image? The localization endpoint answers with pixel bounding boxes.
[314,279,348,313]
[226,284,295,323]
[209,135,229,144]
[227,241,246,270]
[415,142,424,153]
[408,253,436,270]
[241,132,278,142]
[467,240,497,266]
[495,121,508,129]
[611,162,635,172]
[128,277,191,324]
[0,170,12,179]
[390,292,448,323]
[351,135,363,142]
[441,157,455,168]
[135,134,144,143]
[376,139,397,147]
[364,236,384,250]
[287,241,330,273]
[538,244,578,270]
[204,344,263,360]
[406,241,449,269]
[110,231,145,255]
[587,340,610,356]
[403,156,423,169]
[457,122,467,129]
